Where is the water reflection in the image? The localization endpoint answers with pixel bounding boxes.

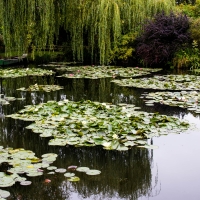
[1,65,196,200]
[0,115,158,199]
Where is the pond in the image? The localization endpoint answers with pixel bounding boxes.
[0,65,200,200]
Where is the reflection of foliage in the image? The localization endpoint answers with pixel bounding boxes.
[60,147,154,200]
[136,12,190,67]
[108,33,137,64]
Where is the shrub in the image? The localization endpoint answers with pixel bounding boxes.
[176,0,200,18]
[108,32,137,65]
[173,41,200,69]
[190,18,200,47]
[136,12,191,67]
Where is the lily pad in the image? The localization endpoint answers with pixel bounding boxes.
[0,189,10,198]
[0,68,54,78]
[67,176,80,182]
[55,168,67,173]
[17,84,63,92]
[57,66,161,79]
[6,100,190,150]
[86,169,101,175]
[47,166,57,170]
[0,177,15,187]
[137,145,159,149]
[111,75,200,90]
[20,181,32,186]
[76,167,90,172]
[64,173,75,178]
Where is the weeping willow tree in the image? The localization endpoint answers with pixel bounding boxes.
[0,0,175,64]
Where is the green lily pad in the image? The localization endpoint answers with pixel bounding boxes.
[6,100,190,151]
[112,75,200,90]
[47,172,55,175]
[57,66,161,79]
[47,166,57,170]
[64,173,75,178]
[55,168,66,173]
[137,145,159,149]
[86,169,101,175]
[76,167,90,172]
[17,84,63,92]
[0,189,10,198]
[20,181,32,186]
[0,68,54,78]
[0,177,15,187]
[68,176,80,182]
[26,172,43,177]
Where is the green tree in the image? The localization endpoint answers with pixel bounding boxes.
[0,0,175,64]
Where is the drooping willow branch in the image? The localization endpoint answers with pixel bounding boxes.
[0,0,175,64]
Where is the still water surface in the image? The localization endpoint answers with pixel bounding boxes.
[0,65,200,200]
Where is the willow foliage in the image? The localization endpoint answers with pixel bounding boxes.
[0,0,175,64]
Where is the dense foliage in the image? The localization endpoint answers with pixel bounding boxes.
[0,0,175,64]
[136,12,191,66]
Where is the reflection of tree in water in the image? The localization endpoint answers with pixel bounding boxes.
[112,85,188,119]
[1,116,158,200]
[58,146,156,200]
[0,71,162,199]
[57,77,112,103]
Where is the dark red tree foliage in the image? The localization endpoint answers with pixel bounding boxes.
[136,12,191,66]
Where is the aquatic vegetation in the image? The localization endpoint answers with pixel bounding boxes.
[143,91,200,113]
[17,84,64,92]
[0,68,54,78]
[86,169,101,175]
[57,66,162,79]
[0,189,10,198]
[0,145,101,189]
[0,94,25,105]
[111,75,200,90]
[0,147,57,187]
[64,173,75,178]
[6,100,190,150]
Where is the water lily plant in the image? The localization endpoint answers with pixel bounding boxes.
[6,99,190,150]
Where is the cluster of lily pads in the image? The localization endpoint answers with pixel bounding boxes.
[57,66,162,79]
[143,91,200,113]
[38,61,82,68]
[0,145,101,197]
[17,84,64,92]
[0,94,25,105]
[6,100,190,150]
[111,75,200,90]
[0,147,58,188]
[0,68,54,78]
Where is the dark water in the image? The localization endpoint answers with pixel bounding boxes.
[0,66,200,200]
